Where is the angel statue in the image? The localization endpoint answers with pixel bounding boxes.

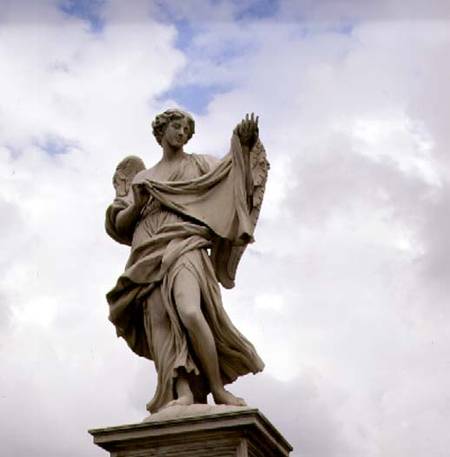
[105,109,269,414]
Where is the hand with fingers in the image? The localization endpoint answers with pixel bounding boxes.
[234,113,259,149]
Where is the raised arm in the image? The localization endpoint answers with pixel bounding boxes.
[210,113,268,288]
[233,113,260,206]
[234,112,259,153]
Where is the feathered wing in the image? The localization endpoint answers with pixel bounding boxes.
[105,155,146,246]
[211,140,270,289]
[112,155,146,197]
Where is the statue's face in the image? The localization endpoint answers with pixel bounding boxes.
[163,117,191,148]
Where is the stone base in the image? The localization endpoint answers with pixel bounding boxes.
[89,405,292,457]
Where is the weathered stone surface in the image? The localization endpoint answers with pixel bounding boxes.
[142,403,250,422]
[89,407,292,457]
[105,109,269,413]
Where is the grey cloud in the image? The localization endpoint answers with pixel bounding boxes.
[0,197,23,240]
[0,0,70,24]
[279,0,450,21]
[414,182,450,313]
[0,292,12,331]
[0,198,25,331]
[286,134,430,227]
[1,4,450,457]
[236,373,358,457]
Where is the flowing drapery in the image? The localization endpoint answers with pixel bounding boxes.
[105,134,268,412]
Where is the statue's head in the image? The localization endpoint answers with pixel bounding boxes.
[152,109,195,146]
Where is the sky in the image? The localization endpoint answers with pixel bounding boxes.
[0,0,449,456]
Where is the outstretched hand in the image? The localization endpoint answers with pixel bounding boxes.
[234,113,259,149]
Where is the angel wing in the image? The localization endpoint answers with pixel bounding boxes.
[105,155,146,246]
[112,155,146,198]
[212,140,270,289]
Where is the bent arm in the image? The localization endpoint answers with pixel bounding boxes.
[105,182,148,245]
[115,203,142,236]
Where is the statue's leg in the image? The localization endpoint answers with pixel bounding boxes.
[173,267,246,407]
[163,375,194,408]
[144,287,194,411]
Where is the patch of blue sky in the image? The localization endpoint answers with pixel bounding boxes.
[288,19,356,41]
[157,83,230,116]
[152,2,201,54]
[161,24,249,115]
[5,144,22,160]
[35,135,77,156]
[330,21,355,35]
[154,1,262,115]
[162,30,250,114]
[173,19,196,52]
[212,38,256,64]
[59,0,105,33]
[233,0,279,21]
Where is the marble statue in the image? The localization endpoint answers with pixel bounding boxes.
[105,109,269,414]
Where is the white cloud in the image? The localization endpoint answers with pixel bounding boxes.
[185,14,450,457]
[0,2,186,456]
[1,2,450,457]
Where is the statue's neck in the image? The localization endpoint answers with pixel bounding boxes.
[161,142,186,162]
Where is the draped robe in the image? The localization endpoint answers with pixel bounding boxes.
[105,134,268,413]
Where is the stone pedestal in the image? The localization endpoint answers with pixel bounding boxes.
[89,406,292,457]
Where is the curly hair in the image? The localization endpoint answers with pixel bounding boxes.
[151,109,195,145]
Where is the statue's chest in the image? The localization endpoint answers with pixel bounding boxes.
[152,157,202,182]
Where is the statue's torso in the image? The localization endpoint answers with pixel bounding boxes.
[132,153,217,247]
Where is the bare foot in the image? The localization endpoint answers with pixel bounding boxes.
[162,393,194,410]
[212,388,247,407]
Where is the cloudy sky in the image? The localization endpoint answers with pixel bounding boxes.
[1,0,450,456]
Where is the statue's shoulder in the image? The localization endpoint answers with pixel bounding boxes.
[191,153,220,173]
[132,166,153,182]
